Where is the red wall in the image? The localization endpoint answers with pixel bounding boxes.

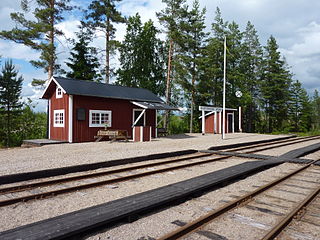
[204,111,234,134]
[205,114,214,133]
[49,91,69,141]
[72,95,156,142]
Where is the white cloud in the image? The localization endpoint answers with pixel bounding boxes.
[280,21,320,93]
[0,40,40,61]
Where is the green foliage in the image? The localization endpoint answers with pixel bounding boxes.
[287,80,312,132]
[0,60,23,147]
[116,14,166,96]
[0,0,73,86]
[311,90,320,130]
[167,115,189,134]
[85,0,125,83]
[65,27,102,81]
[17,100,47,143]
[174,0,208,133]
[261,36,292,132]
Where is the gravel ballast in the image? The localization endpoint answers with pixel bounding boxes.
[0,133,318,239]
[0,133,288,175]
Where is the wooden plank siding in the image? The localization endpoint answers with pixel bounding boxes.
[204,111,233,134]
[72,95,156,143]
[49,90,69,141]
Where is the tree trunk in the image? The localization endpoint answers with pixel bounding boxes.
[48,0,55,80]
[190,94,194,133]
[164,39,173,129]
[105,16,110,84]
[190,62,196,134]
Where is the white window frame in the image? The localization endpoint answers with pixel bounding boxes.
[89,110,112,127]
[132,109,146,127]
[56,87,63,99]
[53,109,65,127]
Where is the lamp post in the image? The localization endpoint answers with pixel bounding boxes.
[222,36,226,140]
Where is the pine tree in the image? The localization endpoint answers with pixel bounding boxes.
[65,27,102,81]
[261,36,292,132]
[239,21,263,132]
[175,0,207,133]
[201,7,227,107]
[116,14,166,96]
[0,0,73,86]
[157,0,188,128]
[0,60,23,147]
[311,90,320,130]
[288,80,312,132]
[85,0,125,84]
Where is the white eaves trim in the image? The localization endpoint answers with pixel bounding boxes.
[41,76,67,99]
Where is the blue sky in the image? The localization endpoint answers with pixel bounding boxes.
[0,0,320,112]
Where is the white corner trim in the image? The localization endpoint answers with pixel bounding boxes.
[48,99,51,139]
[68,95,73,143]
[149,126,152,141]
[155,110,157,138]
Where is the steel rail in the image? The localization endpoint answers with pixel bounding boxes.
[261,182,320,240]
[0,154,233,207]
[157,162,316,240]
[1,136,318,207]
[242,135,320,153]
[0,153,212,195]
[226,135,316,152]
[1,135,315,195]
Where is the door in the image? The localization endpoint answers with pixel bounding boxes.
[227,113,233,133]
[133,109,145,126]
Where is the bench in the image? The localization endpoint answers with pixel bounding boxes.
[157,128,168,137]
[95,130,128,142]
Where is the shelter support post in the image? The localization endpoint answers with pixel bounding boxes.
[239,106,242,132]
[232,112,235,133]
[201,110,205,135]
[214,111,217,134]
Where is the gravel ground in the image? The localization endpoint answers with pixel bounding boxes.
[84,163,303,240]
[0,156,254,231]
[0,133,317,238]
[0,133,288,175]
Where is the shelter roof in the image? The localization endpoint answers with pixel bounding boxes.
[131,101,179,110]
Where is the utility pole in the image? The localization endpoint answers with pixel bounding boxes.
[222,36,226,140]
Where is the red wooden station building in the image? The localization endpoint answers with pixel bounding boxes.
[41,77,177,143]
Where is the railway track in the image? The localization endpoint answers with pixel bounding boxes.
[0,135,319,208]
[158,160,320,240]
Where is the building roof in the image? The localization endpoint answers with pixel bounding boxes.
[41,77,164,103]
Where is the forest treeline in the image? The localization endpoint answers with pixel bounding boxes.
[0,0,320,147]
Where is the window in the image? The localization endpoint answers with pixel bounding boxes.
[54,110,64,127]
[89,110,112,127]
[56,87,62,98]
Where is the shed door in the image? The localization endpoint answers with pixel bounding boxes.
[227,113,233,133]
[133,109,145,126]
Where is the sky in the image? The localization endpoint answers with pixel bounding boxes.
[0,0,319,112]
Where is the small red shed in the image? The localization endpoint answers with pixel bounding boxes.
[41,77,177,143]
[199,106,238,134]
